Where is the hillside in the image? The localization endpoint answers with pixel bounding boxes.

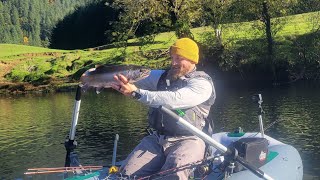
[0,11,319,93]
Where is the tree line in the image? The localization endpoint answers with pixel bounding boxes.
[0,0,319,49]
[0,0,96,46]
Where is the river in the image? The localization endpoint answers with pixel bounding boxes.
[0,81,319,179]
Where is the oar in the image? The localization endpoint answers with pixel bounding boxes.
[64,85,82,167]
[159,106,274,180]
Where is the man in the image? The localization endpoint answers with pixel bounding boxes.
[111,38,216,179]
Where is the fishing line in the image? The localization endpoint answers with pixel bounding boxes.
[249,118,286,138]
[250,117,304,138]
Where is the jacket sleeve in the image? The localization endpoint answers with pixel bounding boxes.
[133,70,165,90]
[136,77,213,109]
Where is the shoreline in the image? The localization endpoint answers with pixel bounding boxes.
[1,79,320,95]
[0,82,79,95]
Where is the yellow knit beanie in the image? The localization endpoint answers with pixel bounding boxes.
[170,38,199,64]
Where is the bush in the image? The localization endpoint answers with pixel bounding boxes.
[5,70,29,82]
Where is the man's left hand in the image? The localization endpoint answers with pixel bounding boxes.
[111,74,138,96]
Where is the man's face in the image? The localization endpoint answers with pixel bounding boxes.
[167,54,194,80]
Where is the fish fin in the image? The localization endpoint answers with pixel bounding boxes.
[95,87,104,94]
[95,64,103,68]
[81,84,89,92]
[87,68,96,72]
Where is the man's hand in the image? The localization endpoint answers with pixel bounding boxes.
[111,74,138,96]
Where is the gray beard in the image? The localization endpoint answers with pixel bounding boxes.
[167,68,189,81]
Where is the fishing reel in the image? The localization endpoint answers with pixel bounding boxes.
[196,164,211,176]
[192,155,226,178]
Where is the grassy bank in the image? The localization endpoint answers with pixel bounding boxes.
[0,11,319,93]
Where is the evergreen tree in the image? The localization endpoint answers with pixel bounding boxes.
[11,6,23,43]
[0,0,94,46]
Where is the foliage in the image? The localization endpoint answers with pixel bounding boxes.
[0,11,319,86]
[0,0,319,50]
[0,0,94,47]
[110,0,204,41]
[292,0,320,14]
[200,0,233,46]
[5,69,29,82]
[197,11,320,81]
[50,0,118,50]
[289,31,320,80]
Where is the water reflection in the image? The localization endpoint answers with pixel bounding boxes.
[210,82,320,178]
[0,83,319,179]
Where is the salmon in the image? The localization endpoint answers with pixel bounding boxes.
[80,64,150,93]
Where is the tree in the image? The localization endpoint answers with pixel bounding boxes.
[201,0,233,48]
[11,6,23,43]
[161,0,201,38]
[226,0,298,82]
[111,0,202,40]
[292,0,320,14]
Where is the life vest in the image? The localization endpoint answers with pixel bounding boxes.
[148,69,216,136]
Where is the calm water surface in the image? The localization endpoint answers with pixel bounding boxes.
[0,82,319,179]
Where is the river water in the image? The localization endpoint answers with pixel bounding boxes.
[0,81,319,179]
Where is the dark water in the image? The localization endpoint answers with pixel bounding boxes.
[0,82,319,179]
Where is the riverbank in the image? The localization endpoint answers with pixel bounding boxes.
[0,81,78,94]
[2,75,319,95]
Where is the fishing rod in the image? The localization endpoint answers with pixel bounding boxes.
[64,85,82,167]
[25,166,103,175]
[160,106,274,180]
[137,156,216,180]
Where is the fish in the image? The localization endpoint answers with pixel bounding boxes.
[80,64,151,93]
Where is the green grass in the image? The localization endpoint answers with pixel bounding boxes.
[0,44,67,58]
[0,11,319,85]
[192,11,320,41]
